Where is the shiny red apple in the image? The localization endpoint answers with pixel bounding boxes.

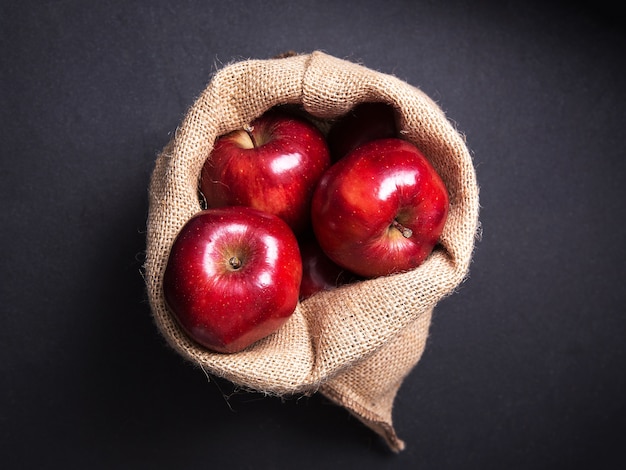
[311,138,449,278]
[200,110,331,235]
[326,102,398,161]
[298,236,360,300]
[162,206,302,353]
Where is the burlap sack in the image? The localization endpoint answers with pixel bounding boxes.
[144,51,479,452]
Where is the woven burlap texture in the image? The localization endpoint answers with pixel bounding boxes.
[145,51,479,452]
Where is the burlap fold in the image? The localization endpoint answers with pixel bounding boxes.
[144,51,479,452]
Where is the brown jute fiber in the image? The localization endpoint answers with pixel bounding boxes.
[144,51,480,452]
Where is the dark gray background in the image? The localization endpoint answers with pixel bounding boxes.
[2,1,625,468]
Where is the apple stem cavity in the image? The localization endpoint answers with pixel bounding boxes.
[243,125,257,148]
[392,219,413,238]
[228,256,243,270]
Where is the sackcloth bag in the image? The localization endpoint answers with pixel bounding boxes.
[144,51,480,452]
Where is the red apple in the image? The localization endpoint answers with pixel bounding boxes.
[326,102,397,161]
[298,236,360,300]
[162,206,302,353]
[311,138,449,278]
[200,110,331,235]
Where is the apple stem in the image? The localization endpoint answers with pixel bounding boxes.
[392,219,413,238]
[229,256,243,270]
[243,125,257,148]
